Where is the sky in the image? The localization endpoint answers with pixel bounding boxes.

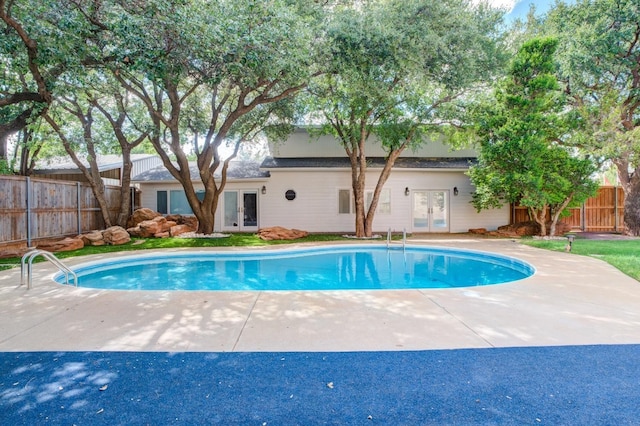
[476,0,576,22]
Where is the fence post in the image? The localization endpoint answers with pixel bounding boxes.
[77,181,82,234]
[613,187,616,232]
[26,176,32,247]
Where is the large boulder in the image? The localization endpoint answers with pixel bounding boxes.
[258,226,309,241]
[166,214,198,230]
[82,230,106,246]
[0,248,31,259]
[129,216,174,238]
[37,237,84,253]
[103,226,131,245]
[127,208,162,228]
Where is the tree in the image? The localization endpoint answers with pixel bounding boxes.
[545,0,640,234]
[43,75,150,227]
[304,0,505,237]
[79,0,323,234]
[0,0,91,173]
[468,37,598,236]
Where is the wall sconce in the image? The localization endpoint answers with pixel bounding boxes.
[261,185,267,195]
[404,187,410,196]
[453,187,459,196]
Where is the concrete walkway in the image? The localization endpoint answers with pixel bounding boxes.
[1,238,639,352]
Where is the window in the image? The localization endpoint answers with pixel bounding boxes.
[338,189,351,214]
[157,191,168,214]
[164,189,206,215]
[339,189,391,214]
[169,190,191,214]
[366,189,391,214]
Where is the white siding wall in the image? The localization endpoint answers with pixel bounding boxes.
[131,156,163,177]
[269,128,477,158]
[138,181,268,232]
[259,169,508,233]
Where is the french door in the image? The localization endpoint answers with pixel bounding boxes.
[223,190,258,232]
[412,190,449,233]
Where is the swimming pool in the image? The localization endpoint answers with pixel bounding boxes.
[54,245,535,290]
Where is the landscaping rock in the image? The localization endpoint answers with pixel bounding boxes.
[166,214,198,230]
[258,226,309,241]
[132,217,170,238]
[37,237,84,253]
[103,226,131,245]
[170,224,194,237]
[468,228,487,235]
[493,221,573,237]
[82,230,106,246]
[127,208,162,228]
[0,248,30,259]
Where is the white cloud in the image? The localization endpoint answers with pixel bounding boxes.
[471,0,517,12]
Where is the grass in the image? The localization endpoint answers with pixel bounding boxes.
[522,236,640,281]
[0,233,376,271]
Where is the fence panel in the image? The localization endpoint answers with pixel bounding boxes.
[512,186,625,232]
[0,176,121,248]
[0,176,28,243]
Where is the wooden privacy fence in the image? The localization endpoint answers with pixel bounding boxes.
[512,186,626,232]
[0,175,122,248]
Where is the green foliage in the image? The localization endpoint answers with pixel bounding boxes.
[468,37,598,228]
[544,0,640,180]
[543,0,640,233]
[302,0,505,236]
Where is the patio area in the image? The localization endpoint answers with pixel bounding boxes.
[3,237,640,424]
[1,237,640,352]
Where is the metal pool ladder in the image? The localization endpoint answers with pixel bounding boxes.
[20,249,78,289]
[386,228,407,251]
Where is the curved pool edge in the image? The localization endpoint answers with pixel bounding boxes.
[53,243,536,291]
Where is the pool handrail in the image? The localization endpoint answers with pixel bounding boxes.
[20,249,78,289]
[387,228,407,251]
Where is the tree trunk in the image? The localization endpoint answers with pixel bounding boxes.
[363,149,404,236]
[549,195,573,237]
[623,175,640,236]
[115,150,133,227]
[530,207,547,236]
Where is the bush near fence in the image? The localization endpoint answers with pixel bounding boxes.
[0,175,122,250]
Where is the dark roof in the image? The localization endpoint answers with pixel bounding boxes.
[132,161,269,182]
[260,157,476,169]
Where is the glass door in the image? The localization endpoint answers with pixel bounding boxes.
[223,190,259,231]
[412,190,449,232]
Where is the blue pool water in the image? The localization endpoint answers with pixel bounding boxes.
[55,245,535,290]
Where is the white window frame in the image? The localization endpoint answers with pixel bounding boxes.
[339,188,391,215]
[338,189,353,214]
[366,188,391,215]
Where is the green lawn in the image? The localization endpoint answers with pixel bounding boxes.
[522,237,640,282]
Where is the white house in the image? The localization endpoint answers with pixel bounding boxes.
[132,128,509,233]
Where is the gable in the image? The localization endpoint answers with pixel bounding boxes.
[268,127,477,159]
[260,157,476,171]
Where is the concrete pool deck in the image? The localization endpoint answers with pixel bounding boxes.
[1,237,640,352]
